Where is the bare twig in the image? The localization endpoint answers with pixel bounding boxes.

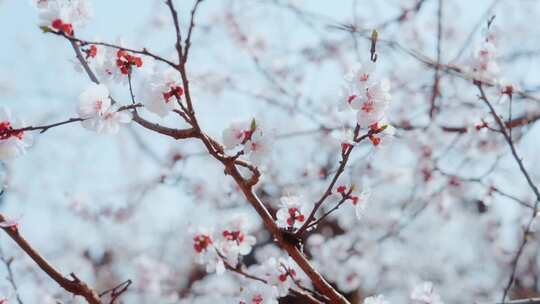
[0,214,102,304]
[476,84,540,302]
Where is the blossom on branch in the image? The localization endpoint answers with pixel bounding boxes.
[223,119,273,165]
[251,256,298,297]
[0,107,33,160]
[192,218,256,275]
[368,121,396,148]
[77,83,131,134]
[243,126,273,165]
[275,196,309,230]
[90,40,146,84]
[143,68,184,117]
[36,0,93,36]
[341,62,392,128]
[222,120,251,149]
[217,217,257,266]
[192,228,225,274]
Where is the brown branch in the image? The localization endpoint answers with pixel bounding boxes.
[477,85,540,202]
[183,0,204,64]
[0,104,142,138]
[333,25,540,103]
[0,214,101,304]
[61,7,348,303]
[220,256,322,303]
[305,190,352,230]
[429,0,443,118]
[165,0,184,64]
[99,279,132,304]
[296,125,383,236]
[476,84,540,302]
[221,163,349,303]
[54,31,177,69]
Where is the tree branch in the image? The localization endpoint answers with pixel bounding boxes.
[0,214,101,304]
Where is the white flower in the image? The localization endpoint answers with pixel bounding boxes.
[355,80,392,128]
[344,61,376,88]
[99,105,132,134]
[219,230,256,258]
[364,295,389,304]
[191,227,226,275]
[92,39,145,84]
[222,121,250,149]
[243,127,273,165]
[238,282,279,304]
[276,196,310,230]
[217,225,256,267]
[410,281,444,304]
[223,119,273,164]
[78,83,111,117]
[369,121,396,148]
[0,107,33,160]
[37,0,93,32]
[77,84,131,134]
[251,257,297,297]
[341,62,391,128]
[144,68,183,117]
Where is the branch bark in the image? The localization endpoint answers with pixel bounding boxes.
[0,214,101,304]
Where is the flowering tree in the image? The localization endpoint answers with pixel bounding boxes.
[0,0,540,303]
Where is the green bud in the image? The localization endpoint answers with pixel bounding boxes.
[250,118,257,131]
[39,26,51,33]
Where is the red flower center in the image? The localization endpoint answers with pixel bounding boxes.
[51,18,73,36]
[116,50,143,75]
[0,121,23,140]
[252,294,263,304]
[286,208,305,226]
[193,234,212,253]
[361,100,375,113]
[223,230,245,243]
[163,86,184,102]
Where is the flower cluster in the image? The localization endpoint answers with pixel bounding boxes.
[192,218,256,275]
[36,0,93,36]
[78,40,145,83]
[77,84,132,134]
[340,61,392,128]
[275,196,309,230]
[222,119,273,165]
[0,108,33,160]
